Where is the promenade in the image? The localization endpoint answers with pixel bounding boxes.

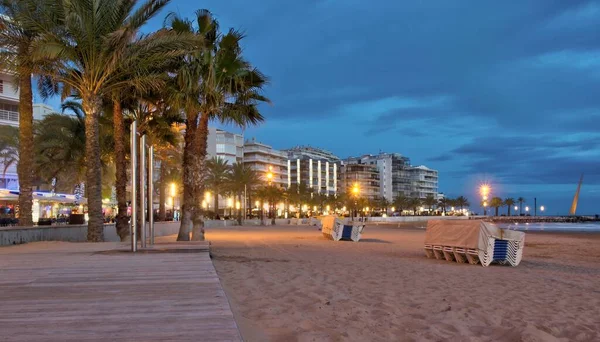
[0,240,241,341]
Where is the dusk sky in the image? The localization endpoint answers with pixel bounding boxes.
[39,1,600,214]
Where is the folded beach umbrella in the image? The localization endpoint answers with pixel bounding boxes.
[423,220,525,267]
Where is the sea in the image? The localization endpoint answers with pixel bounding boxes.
[497,221,600,232]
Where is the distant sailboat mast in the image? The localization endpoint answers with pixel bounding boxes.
[569,174,583,215]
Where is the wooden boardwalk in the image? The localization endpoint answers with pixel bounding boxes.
[0,240,241,341]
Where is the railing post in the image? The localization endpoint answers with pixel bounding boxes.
[130,121,137,252]
[140,134,147,248]
[149,145,154,245]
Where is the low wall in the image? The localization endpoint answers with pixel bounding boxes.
[0,224,118,246]
[363,216,469,223]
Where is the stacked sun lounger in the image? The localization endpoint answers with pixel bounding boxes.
[424,220,525,267]
[320,216,365,242]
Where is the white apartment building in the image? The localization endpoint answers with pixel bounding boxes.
[206,127,244,165]
[356,153,412,201]
[0,71,19,190]
[243,138,287,188]
[33,103,54,121]
[409,165,439,199]
[284,146,340,195]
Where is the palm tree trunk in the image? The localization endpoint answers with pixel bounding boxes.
[17,71,33,227]
[191,112,210,241]
[82,95,104,242]
[112,100,129,241]
[177,113,198,241]
[237,192,242,225]
[213,190,219,217]
[495,207,499,216]
[159,161,166,221]
[508,206,511,216]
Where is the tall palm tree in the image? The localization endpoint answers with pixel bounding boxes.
[490,197,503,216]
[517,197,526,215]
[455,196,470,212]
[393,194,408,216]
[422,195,437,214]
[504,198,515,216]
[166,10,269,241]
[407,197,422,215]
[0,0,52,226]
[206,157,230,216]
[227,163,259,225]
[437,197,449,215]
[31,0,182,241]
[255,185,283,225]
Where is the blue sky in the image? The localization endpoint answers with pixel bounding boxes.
[39,0,600,215]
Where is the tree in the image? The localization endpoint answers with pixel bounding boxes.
[255,185,283,225]
[376,197,390,214]
[286,183,312,218]
[422,195,437,214]
[504,198,515,216]
[0,126,19,179]
[490,197,503,216]
[166,9,269,241]
[455,196,470,212]
[407,197,422,215]
[393,194,408,215]
[32,0,179,241]
[227,163,259,225]
[0,0,52,226]
[517,197,526,215]
[206,157,230,216]
[437,197,449,214]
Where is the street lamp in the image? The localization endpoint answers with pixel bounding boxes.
[351,182,359,221]
[169,183,177,218]
[483,201,488,216]
[540,205,545,214]
[525,206,530,214]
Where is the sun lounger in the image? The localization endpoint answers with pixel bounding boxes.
[423,220,525,267]
[321,216,365,242]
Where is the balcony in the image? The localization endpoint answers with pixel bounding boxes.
[0,110,18,123]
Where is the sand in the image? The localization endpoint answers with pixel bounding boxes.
[207,223,600,342]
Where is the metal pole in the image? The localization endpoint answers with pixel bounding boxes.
[148,145,154,245]
[244,184,247,222]
[140,134,147,248]
[130,121,137,252]
[534,197,537,217]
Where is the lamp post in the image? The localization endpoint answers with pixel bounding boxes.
[540,205,545,215]
[525,206,530,215]
[479,184,490,216]
[352,183,359,221]
[266,166,274,224]
[170,182,176,220]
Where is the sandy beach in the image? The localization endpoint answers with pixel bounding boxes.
[207,223,600,342]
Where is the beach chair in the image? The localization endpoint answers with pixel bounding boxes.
[423,220,525,267]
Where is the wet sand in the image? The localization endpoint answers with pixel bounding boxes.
[207,223,600,342]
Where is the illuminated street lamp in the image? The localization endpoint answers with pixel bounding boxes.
[169,183,177,215]
[351,182,360,221]
[540,205,545,212]
[525,206,530,214]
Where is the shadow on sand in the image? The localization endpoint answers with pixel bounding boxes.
[359,238,392,244]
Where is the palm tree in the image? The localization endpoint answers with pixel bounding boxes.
[255,185,283,225]
[455,196,470,212]
[0,126,19,179]
[286,183,312,218]
[166,10,269,241]
[504,198,515,216]
[206,157,230,216]
[490,197,503,216]
[0,0,52,226]
[437,197,449,215]
[393,194,408,216]
[31,0,183,241]
[227,163,259,225]
[517,197,526,215]
[422,195,437,214]
[407,197,422,215]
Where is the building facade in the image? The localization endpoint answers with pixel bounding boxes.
[243,138,288,188]
[206,127,244,165]
[33,103,54,121]
[356,153,412,201]
[340,158,380,200]
[0,71,19,189]
[408,165,439,199]
[284,146,340,195]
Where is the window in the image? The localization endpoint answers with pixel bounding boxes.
[0,80,3,93]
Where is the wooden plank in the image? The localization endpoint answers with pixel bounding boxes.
[0,242,241,341]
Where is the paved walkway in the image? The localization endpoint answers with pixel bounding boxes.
[0,240,241,341]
